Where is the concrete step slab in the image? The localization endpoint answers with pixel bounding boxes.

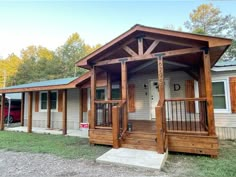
[96,148,168,170]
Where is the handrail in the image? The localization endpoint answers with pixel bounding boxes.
[118,100,126,107]
[94,100,122,104]
[165,97,207,101]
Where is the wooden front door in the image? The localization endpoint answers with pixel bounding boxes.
[150,80,159,119]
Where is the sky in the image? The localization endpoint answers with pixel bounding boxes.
[0,0,236,58]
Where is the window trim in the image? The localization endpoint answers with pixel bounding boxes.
[39,91,58,112]
[212,78,231,113]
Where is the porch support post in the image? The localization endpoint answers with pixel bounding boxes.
[20,93,25,126]
[62,89,67,135]
[121,61,128,131]
[107,72,112,125]
[198,64,206,127]
[198,66,206,97]
[156,54,165,154]
[79,88,83,124]
[47,91,51,129]
[0,93,5,130]
[27,92,33,133]
[157,55,165,101]
[90,66,96,129]
[202,50,216,136]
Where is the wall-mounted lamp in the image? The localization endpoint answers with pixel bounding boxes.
[144,84,148,96]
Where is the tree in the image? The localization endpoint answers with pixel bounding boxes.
[163,24,182,31]
[55,33,101,77]
[0,54,21,87]
[185,3,236,60]
[9,45,58,85]
[9,33,101,85]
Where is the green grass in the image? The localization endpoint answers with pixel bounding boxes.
[0,131,110,160]
[166,140,236,177]
[1,131,235,176]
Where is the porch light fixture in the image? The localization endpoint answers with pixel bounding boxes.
[144,84,147,89]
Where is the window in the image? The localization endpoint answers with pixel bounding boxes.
[112,88,121,100]
[212,80,230,112]
[96,89,105,100]
[40,91,57,110]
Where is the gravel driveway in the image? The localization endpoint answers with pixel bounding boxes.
[0,150,173,177]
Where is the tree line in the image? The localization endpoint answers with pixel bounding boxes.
[0,33,101,87]
[0,3,235,88]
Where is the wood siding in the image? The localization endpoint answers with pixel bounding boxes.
[89,129,113,145]
[58,90,63,112]
[168,133,219,156]
[34,92,39,112]
[230,77,236,113]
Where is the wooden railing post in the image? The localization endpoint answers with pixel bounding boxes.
[156,106,164,154]
[0,93,5,130]
[112,106,120,148]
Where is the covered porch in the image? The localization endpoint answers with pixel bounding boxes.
[78,25,232,156]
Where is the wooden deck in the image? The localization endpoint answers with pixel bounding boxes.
[89,120,218,156]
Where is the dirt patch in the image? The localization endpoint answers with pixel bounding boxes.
[0,150,175,177]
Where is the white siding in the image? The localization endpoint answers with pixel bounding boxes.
[128,71,191,120]
[24,88,81,130]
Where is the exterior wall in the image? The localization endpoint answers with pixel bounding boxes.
[212,70,236,139]
[24,88,81,130]
[128,71,191,120]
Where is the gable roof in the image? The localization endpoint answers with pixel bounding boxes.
[0,71,91,94]
[215,60,236,67]
[6,77,77,89]
[212,60,236,72]
[76,24,232,69]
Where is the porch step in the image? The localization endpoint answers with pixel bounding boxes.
[121,143,157,151]
[126,131,156,139]
[121,131,157,151]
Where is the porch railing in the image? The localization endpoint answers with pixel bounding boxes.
[111,100,126,148]
[94,100,121,128]
[165,98,208,133]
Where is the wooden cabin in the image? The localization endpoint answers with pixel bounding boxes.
[0,25,233,156]
[76,24,232,156]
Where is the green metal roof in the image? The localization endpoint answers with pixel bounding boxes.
[215,60,236,67]
[4,77,77,90]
